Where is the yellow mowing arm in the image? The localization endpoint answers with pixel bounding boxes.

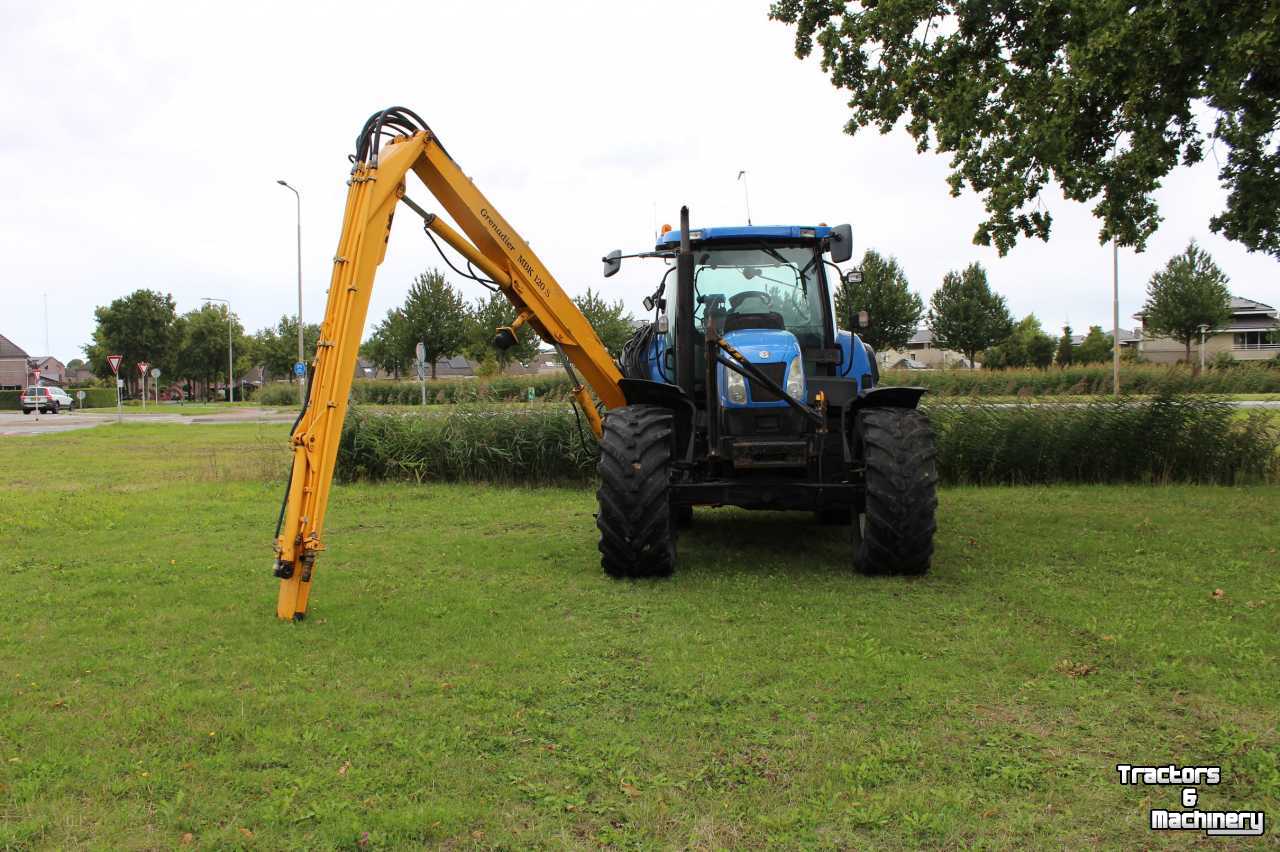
[273,111,624,621]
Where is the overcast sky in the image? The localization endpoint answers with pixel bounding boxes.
[3,0,1276,363]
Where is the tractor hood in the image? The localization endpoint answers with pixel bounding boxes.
[718,328,804,408]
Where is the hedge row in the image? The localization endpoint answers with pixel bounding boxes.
[880,362,1280,396]
[257,374,576,407]
[0,387,118,409]
[304,362,1280,411]
[928,397,1278,484]
[337,404,596,484]
[336,396,1279,487]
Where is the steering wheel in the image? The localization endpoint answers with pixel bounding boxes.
[729,290,772,311]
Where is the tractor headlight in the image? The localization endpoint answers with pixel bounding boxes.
[726,368,747,404]
[786,356,805,400]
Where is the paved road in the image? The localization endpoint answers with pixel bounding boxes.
[0,407,297,436]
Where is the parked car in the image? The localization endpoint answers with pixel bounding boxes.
[20,385,74,414]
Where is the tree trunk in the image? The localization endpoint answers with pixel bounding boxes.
[430,359,438,380]
[1186,339,1199,375]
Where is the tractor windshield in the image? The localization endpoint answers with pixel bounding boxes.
[690,244,827,347]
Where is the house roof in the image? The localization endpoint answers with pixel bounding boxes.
[1230,297,1276,314]
[906,328,933,346]
[1135,294,1278,322]
[1072,328,1139,345]
[0,334,29,360]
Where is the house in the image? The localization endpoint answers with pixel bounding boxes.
[879,328,973,369]
[0,334,30,389]
[1071,328,1141,349]
[65,365,96,385]
[1133,297,1280,364]
[32,356,66,386]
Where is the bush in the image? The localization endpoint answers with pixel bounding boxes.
[880,363,1280,396]
[337,395,1279,487]
[257,383,301,406]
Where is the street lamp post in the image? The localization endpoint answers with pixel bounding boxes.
[202,297,234,402]
[277,180,305,405]
[1112,238,1121,396]
[1199,323,1210,373]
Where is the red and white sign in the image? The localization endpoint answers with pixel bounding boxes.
[32,369,40,382]
[107,355,123,374]
[137,361,150,376]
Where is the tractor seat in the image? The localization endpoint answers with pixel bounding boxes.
[722,311,785,333]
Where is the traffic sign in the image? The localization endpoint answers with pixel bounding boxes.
[107,354,123,374]
[76,390,86,400]
[137,361,150,375]
[152,368,162,379]
[415,342,426,363]
[32,369,40,382]
[294,362,306,377]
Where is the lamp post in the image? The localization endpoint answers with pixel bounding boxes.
[1112,238,1121,396]
[202,297,234,402]
[277,180,305,405]
[1199,323,1210,373]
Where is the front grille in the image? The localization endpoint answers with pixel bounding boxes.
[747,362,787,403]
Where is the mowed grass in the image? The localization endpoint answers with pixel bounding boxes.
[0,424,1278,849]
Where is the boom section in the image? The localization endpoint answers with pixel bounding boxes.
[274,132,623,621]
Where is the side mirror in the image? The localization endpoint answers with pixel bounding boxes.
[858,310,870,329]
[603,249,622,278]
[829,223,853,263]
[844,268,863,286]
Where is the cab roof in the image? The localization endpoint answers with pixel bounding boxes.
[656,225,831,249]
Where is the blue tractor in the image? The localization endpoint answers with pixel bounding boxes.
[600,207,937,578]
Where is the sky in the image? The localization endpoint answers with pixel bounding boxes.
[2,0,1277,364]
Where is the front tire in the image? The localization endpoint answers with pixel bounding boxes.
[854,407,938,576]
[596,404,677,579]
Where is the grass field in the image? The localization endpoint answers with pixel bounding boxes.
[1,424,1278,849]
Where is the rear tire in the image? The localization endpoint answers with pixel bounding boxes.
[854,407,938,576]
[22,409,31,415]
[596,404,677,578]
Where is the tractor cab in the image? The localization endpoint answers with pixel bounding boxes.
[615,223,877,437]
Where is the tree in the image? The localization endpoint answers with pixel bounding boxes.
[771,2,1280,257]
[66,358,84,370]
[464,291,540,373]
[252,316,321,383]
[834,249,923,354]
[361,308,412,379]
[927,263,1013,368]
[1056,326,1075,368]
[176,303,249,399]
[401,269,468,379]
[1141,241,1233,366]
[987,314,1056,369]
[1076,326,1114,365]
[573,288,635,358]
[83,289,179,397]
